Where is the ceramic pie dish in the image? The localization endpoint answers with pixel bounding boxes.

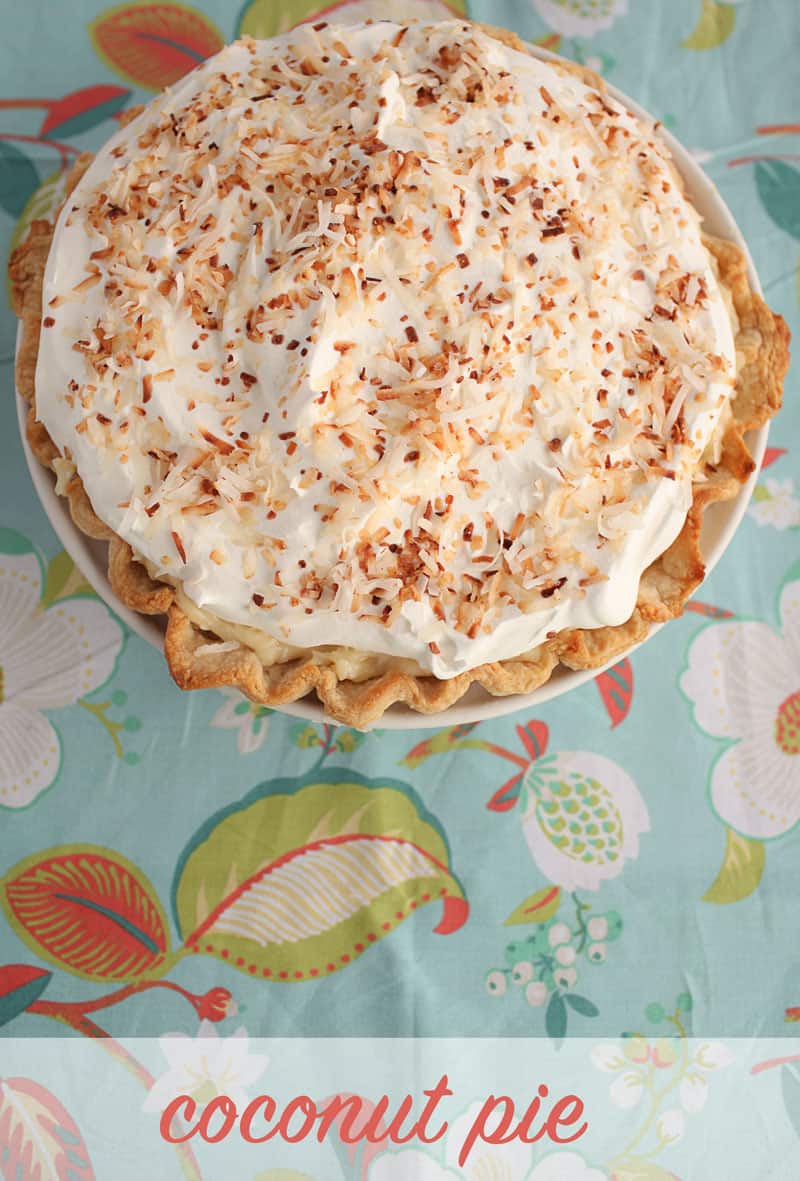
[11,20,789,729]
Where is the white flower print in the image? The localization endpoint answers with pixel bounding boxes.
[144,1021,269,1114]
[370,1153,456,1181]
[591,1043,627,1073]
[594,1037,733,1117]
[210,687,271,754]
[369,1101,606,1181]
[520,751,649,891]
[530,0,627,38]
[681,577,800,838]
[609,1070,645,1109]
[748,478,800,530]
[694,1041,735,1070]
[0,551,123,808]
[369,1148,605,1181]
[529,1156,606,1181]
[656,1109,685,1145]
[679,1070,708,1113]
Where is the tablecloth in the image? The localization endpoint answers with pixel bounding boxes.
[0,0,798,1174]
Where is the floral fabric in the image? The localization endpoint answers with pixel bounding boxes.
[0,0,798,1085]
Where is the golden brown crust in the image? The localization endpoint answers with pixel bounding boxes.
[108,538,174,614]
[118,104,146,128]
[162,604,559,725]
[10,41,789,727]
[706,234,789,431]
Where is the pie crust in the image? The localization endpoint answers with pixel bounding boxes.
[11,28,789,727]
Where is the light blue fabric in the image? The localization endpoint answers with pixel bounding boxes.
[0,0,798,1053]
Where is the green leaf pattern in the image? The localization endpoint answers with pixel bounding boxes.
[173,771,467,979]
[0,141,40,219]
[755,160,800,242]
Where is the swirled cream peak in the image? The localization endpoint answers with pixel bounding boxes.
[36,21,735,677]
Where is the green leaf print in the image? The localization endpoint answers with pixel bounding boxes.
[172,769,468,980]
[504,886,562,926]
[237,0,465,40]
[0,528,35,556]
[564,993,598,1018]
[755,160,800,241]
[5,167,64,305]
[0,965,52,1028]
[40,85,131,140]
[703,827,766,904]
[0,141,40,219]
[40,551,94,609]
[781,1063,800,1141]
[682,0,736,50]
[545,990,567,1043]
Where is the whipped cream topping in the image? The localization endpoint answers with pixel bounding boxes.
[36,21,736,677]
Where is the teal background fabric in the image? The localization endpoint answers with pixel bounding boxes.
[0,0,799,1061]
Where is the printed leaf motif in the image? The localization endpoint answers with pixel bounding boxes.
[595,658,634,728]
[1,847,170,981]
[504,886,561,926]
[238,0,339,36]
[755,161,800,241]
[781,1063,800,1141]
[685,601,735,619]
[0,1077,95,1180]
[545,991,567,1043]
[334,729,366,754]
[564,993,598,1018]
[89,3,224,90]
[516,720,548,761]
[0,141,40,220]
[762,447,787,469]
[702,827,765,905]
[0,528,35,556]
[486,772,524,813]
[173,770,468,980]
[40,85,131,139]
[291,723,324,751]
[6,169,64,305]
[237,0,465,40]
[40,552,95,609]
[682,0,736,50]
[0,965,52,1028]
[254,1173,314,1181]
[611,1163,678,1181]
[401,722,479,768]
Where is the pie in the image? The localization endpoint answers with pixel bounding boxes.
[11,19,789,726]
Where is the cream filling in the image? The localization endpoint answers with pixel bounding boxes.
[176,588,425,680]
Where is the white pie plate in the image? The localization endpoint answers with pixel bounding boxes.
[16,43,768,730]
